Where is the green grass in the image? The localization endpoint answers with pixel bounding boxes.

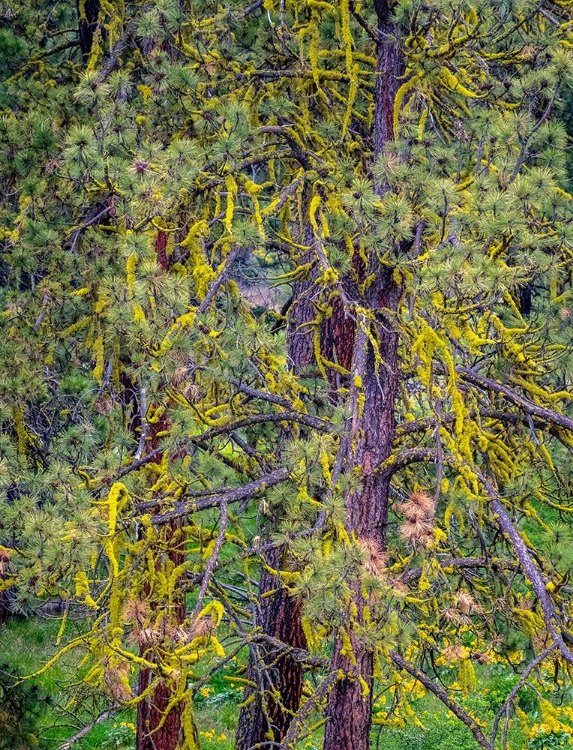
[0,616,241,749]
[0,616,118,748]
[0,616,561,750]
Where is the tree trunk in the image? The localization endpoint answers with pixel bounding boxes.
[323,288,401,750]
[321,295,356,395]
[0,547,12,625]
[0,588,12,626]
[135,229,188,750]
[77,0,101,58]
[136,672,185,750]
[136,556,188,750]
[136,470,187,748]
[323,6,405,750]
[235,271,314,749]
[235,550,307,749]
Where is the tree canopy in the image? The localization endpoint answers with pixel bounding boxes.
[2,1,573,749]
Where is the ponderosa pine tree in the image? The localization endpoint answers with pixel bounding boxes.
[3,2,573,750]
[0,4,331,748]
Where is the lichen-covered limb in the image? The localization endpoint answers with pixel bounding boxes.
[195,411,332,439]
[467,465,573,664]
[141,467,290,525]
[96,4,154,82]
[490,643,558,750]
[396,407,555,439]
[490,492,573,664]
[400,556,518,584]
[457,366,573,434]
[190,498,228,622]
[389,652,491,749]
[250,633,328,669]
[230,380,330,425]
[278,670,338,750]
[377,446,437,478]
[348,0,384,42]
[196,245,241,315]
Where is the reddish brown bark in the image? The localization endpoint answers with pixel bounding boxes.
[286,270,317,375]
[324,276,401,750]
[135,236,188,750]
[321,295,356,395]
[136,564,187,750]
[323,7,405,750]
[135,415,187,750]
[154,230,169,271]
[136,675,185,750]
[0,546,12,625]
[235,548,307,749]
[373,18,404,157]
[0,589,11,625]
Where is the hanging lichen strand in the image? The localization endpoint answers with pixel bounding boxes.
[2,0,573,749]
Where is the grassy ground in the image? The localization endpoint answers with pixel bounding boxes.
[0,616,542,750]
[0,617,238,750]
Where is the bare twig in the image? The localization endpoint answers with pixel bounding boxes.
[134,386,148,461]
[68,206,112,255]
[242,0,265,16]
[58,706,118,749]
[278,671,338,750]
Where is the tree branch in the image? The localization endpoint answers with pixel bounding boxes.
[58,706,118,749]
[401,556,517,584]
[190,498,228,622]
[278,671,338,750]
[490,492,573,664]
[457,367,573,434]
[490,642,557,750]
[198,411,331,440]
[389,652,490,749]
[466,464,573,665]
[139,467,290,525]
[197,246,241,315]
[97,5,154,82]
[377,447,437,478]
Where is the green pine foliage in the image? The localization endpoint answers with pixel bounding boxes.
[2,0,573,748]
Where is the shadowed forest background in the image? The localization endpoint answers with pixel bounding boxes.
[2,1,573,749]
